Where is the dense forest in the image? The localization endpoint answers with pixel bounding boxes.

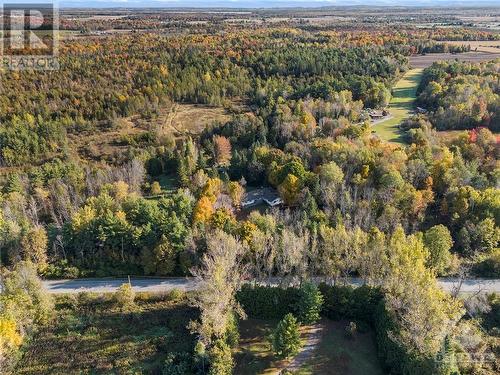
[1,10,499,375]
[0,32,406,166]
[417,60,500,131]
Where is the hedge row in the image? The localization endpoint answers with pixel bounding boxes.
[236,284,300,320]
[319,283,382,322]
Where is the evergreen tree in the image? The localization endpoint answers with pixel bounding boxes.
[437,336,460,375]
[272,313,302,359]
[295,282,324,324]
[208,339,233,375]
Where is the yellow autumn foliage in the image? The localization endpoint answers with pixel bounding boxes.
[0,317,23,350]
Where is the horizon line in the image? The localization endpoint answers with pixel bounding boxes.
[56,4,500,9]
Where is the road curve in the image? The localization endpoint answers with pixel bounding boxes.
[41,277,500,294]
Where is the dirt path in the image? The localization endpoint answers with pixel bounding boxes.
[282,322,324,373]
[164,103,182,134]
[370,115,393,126]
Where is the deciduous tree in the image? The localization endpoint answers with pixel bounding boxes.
[424,225,454,275]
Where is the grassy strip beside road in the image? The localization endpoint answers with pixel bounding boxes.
[373,68,423,143]
[16,293,197,374]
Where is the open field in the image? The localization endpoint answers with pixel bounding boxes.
[153,103,234,138]
[372,68,423,143]
[168,103,232,135]
[67,116,147,163]
[409,52,500,68]
[456,15,500,30]
[234,318,383,375]
[16,293,196,375]
[442,40,500,54]
[66,102,235,163]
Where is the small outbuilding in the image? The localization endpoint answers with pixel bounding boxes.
[368,109,389,119]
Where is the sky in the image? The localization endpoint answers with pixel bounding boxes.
[53,0,500,8]
[1,0,498,8]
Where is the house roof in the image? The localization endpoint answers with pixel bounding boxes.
[243,187,281,204]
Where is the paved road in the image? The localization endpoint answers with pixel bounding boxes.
[43,277,200,294]
[42,277,500,294]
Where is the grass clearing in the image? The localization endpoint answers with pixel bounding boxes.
[234,318,383,375]
[67,116,148,163]
[297,320,384,375]
[157,173,178,191]
[152,103,236,139]
[67,102,237,163]
[372,68,423,144]
[16,293,197,375]
[234,319,278,375]
[170,104,232,135]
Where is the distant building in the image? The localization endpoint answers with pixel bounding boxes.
[368,109,389,119]
[241,187,283,208]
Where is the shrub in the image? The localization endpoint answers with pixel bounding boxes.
[194,341,209,375]
[43,259,80,279]
[351,285,383,323]
[151,181,162,195]
[295,281,324,324]
[162,352,192,375]
[225,311,240,348]
[167,288,186,302]
[115,283,135,310]
[272,313,302,359]
[0,261,54,371]
[0,317,22,358]
[55,294,79,310]
[77,292,100,307]
[208,339,233,375]
[318,284,355,320]
[482,293,500,333]
[472,249,500,278]
[147,158,163,176]
[436,336,460,375]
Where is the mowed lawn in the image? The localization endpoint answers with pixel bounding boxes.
[234,319,383,375]
[373,68,423,143]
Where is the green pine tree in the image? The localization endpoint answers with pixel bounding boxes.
[296,282,324,324]
[272,313,302,359]
[438,335,460,375]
